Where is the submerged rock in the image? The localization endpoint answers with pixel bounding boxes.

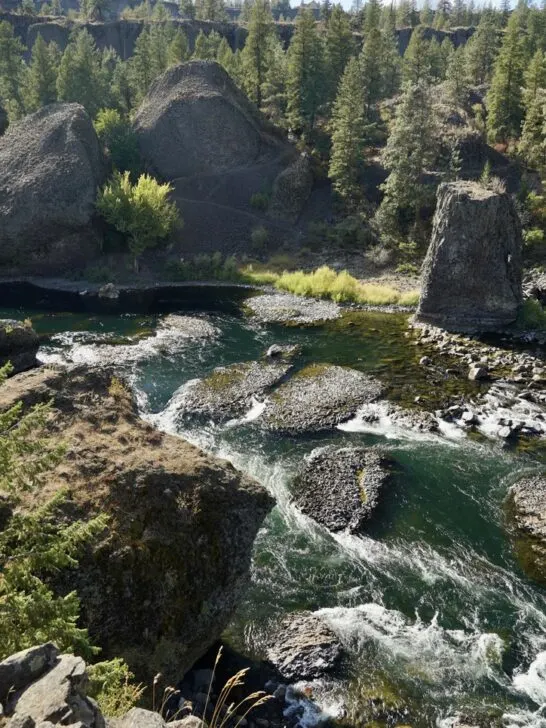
[0,319,39,374]
[260,364,384,435]
[266,612,343,681]
[294,446,392,533]
[508,474,546,582]
[246,293,340,325]
[416,181,522,332]
[0,103,104,274]
[158,314,219,339]
[178,358,293,421]
[0,366,274,683]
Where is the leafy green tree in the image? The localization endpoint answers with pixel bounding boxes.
[241,0,276,107]
[217,37,242,82]
[380,23,401,97]
[261,38,287,123]
[192,29,222,59]
[94,108,140,174]
[486,11,525,142]
[57,30,107,117]
[195,0,227,21]
[128,27,154,101]
[24,35,59,111]
[403,25,431,83]
[0,21,27,119]
[79,0,110,20]
[329,56,369,208]
[363,0,381,33]
[465,15,499,85]
[324,4,354,103]
[376,81,438,245]
[420,0,433,24]
[96,171,180,271]
[286,9,326,133]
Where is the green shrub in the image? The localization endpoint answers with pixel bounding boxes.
[395,262,420,275]
[96,171,180,271]
[249,192,270,211]
[517,298,546,330]
[250,225,269,250]
[84,263,116,283]
[88,658,144,717]
[165,253,243,282]
[523,228,545,246]
[94,109,140,176]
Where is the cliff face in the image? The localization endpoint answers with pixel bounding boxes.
[0,365,274,682]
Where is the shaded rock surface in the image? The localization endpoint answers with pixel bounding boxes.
[0,366,274,682]
[508,474,546,581]
[0,644,59,705]
[268,154,313,223]
[0,103,104,275]
[0,103,7,135]
[266,612,343,681]
[294,446,392,533]
[416,181,523,332]
[245,293,340,325]
[260,364,384,435]
[0,320,39,374]
[133,61,289,181]
[175,358,293,421]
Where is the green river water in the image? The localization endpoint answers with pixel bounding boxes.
[4,299,546,728]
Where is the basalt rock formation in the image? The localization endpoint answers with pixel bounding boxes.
[0,103,104,275]
[508,473,546,584]
[416,181,523,332]
[0,366,274,682]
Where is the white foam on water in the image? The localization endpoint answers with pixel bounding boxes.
[513,652,546,707]
[283,683,346,728]
[226,397,267,427]
[317,603,507,689]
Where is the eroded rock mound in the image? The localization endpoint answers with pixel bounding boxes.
[294,447,392,533]
[508,473,546,583]
[0,366,274,682]
[260,364,384,434]
[133,61,287,180]
[0,103,104,274]
[266,612,343,682]
[416,181,522,332]
[175,358,293,421]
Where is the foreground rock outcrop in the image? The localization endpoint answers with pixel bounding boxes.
[0,319,39,374]
[0,366,274,681]
[416,182,523,332]
[294,447,392,533]
[0,103,104,274]
[508,473,546,582]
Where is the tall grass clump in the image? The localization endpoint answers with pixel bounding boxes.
[275,266,420,307]
[516,298,546,330]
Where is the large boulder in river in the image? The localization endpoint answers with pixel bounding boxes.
[0,103,104,274]
[0,366,274,683]
[294,447,392,533]
[508,473,546,584]
[133,60,288,180]
[416,181,523,332]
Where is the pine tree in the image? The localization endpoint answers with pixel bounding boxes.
[452,0,465,25]
[320,0,332,21]
[396,0,411,27]
[57,30,107,117]
[363,0,381,33]
[380,23,401,96]
[79,0,110,20]
[0,20,27,118]
[286,9,326,133]
[167,28,189,65]
[179,0,195,17]
[465,14,498,84]
[195,0,227,21]
[419,0,433,24]
[524,49,546,107]
[25,34,58,111]
[486,11,525,142]
[519,89,546,168]
[128,27,154,101]
[325,4,354,103]
[376,81,438,244]
[261,37,287,123]
[403,25,431,83]
[360,26,383,112]
[329,56,368,207]
[50,0,62,14]
[192,29,222,59]
[445,45,469,105]
[217,36,242,83]
[111,59,133,112]
[241,0,276,107]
